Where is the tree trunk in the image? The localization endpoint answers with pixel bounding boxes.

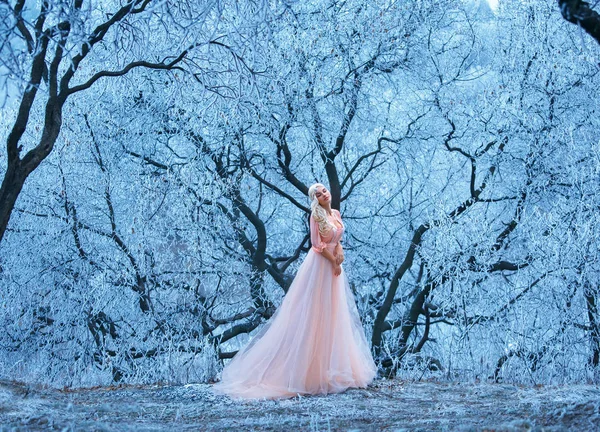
[0,100,63,244]
[0,161,29,242]
[325,160,341,210]
[584,281,600,367]
[558,0,600,45]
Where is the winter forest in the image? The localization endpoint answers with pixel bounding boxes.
[0,0,599,391]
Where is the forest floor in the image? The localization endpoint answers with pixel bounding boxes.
[0,378,599,431]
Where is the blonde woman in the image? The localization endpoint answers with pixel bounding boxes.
[212,183,377,400]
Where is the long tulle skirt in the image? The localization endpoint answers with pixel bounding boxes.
[211,248,377,400]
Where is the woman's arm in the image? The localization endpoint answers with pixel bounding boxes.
[319,247,342,276]
[334,242,344,265]
[325,248,342,276]
[333,209,345,265]
[310,214,341,275]
[320,248,336,265]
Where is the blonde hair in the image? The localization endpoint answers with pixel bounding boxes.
[308,183,334,235]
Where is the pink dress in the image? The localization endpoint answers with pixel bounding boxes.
[211,209,377,400]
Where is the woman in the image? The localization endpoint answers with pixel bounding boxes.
[211,183,377,400]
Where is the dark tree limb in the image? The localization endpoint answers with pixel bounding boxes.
[85,115,151,312]
[12,0,35,53]
[66,53,189,95]
[211,314,264,346]
[584,281,600,367]
[558,0,600,44]
[372,136,507,355]
[412,304,431,354]
[0,0,198,246]
[464,272,550,328]
[493,347,548,383]
[268,103,309,197]
[243,163,309,213]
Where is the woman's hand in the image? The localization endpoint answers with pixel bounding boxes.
[335,253,344,265]
[318,248,342,276]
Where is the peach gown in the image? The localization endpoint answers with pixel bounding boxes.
[211,209,377,400]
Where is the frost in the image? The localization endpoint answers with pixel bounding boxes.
[1,0,600,395]
[1,379,599,430]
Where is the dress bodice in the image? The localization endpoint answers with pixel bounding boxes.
[310,209,344,253]
[323,212,344,244]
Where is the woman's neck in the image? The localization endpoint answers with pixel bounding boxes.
[321,203,332,215]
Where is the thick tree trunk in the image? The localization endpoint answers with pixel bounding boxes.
[325,160,341,210]
[0,161,29,242]
[0,102,63,244]
[558,0,600,45]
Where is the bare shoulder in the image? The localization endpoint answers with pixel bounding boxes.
[334,209,341,216]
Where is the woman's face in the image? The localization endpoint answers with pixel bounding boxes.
[315,186,331,206]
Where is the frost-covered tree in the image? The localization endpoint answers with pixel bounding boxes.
[0,0,226,243]
[1,0,599,387]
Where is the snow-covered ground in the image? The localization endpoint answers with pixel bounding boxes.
[1,378,599,431]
